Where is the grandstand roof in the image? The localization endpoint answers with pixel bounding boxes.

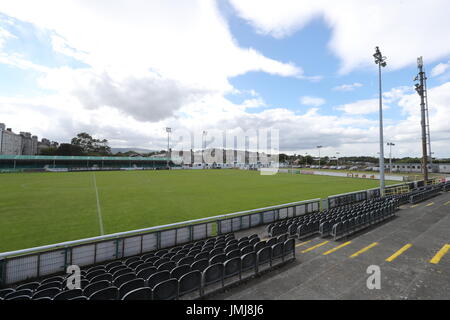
[0,155,169,161]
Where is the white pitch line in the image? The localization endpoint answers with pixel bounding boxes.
[92,173,105,235]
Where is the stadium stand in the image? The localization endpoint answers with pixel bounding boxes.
[0,233,296,300]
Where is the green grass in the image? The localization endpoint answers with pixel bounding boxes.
[0,169,397,252]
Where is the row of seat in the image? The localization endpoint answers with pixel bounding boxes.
[330,205,396,240]
[409,186,441,204]
[267,197,398,241]
[0,233,295,300]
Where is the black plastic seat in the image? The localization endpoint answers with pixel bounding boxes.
[224,257,241,281]
[153,279,178,300]
[283,238,295,259]
[271,243,284,263]
[16,281,40,292]
[70,296,88,300]
[240,245,253,255]
[89,286,118,300]
[90,273,112,284]
[122,287,152,300]
[226,249,241,260]
[84,279,111,298]
[105,261,123,272]
[209,253,226,265]
[202,263,224,294]
[108,264,128,275]
[241,252,256,273]
[224,244,239,254]
[7,295,31,300]
[125,256,141,266]
[154,258,170,267]
[178,271,201,297]
[178,256,195,267]
[0,288,15,298]
[157,261,177,272]
[148,270,171,289]
[112,268,134,279]
[194,252,209,260]
[136,266,157,280]
[210,247,223,257]
[170,264,191,280]
[113,272,137,288]
[135,262,154,274]
[4,289,33,300]
[128,260,144,270]
[40,275,65,285]
[190,259,209,273]
[118,278,146,299]
[53,288,83,300]
[86,269,106,281]
[32,287,61,299]
[256,247,271,271]
[253,241,266,253]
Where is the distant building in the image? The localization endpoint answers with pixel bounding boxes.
[0,123,58,156]
[385,162,440,173]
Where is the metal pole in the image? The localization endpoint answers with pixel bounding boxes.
[416,57,429,182]
[378,63,385,195]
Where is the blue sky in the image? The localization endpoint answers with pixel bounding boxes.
[0,0,449,158]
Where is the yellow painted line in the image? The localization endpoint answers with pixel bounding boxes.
[444,201,450,206]
[430,244,450,264]
[425,202,434,207]
[350,242,379,258]
[322,241,352,255]
[301,241,329,253]
[295,240,311,247]
[410,204,419,208]
[385,244,412,262]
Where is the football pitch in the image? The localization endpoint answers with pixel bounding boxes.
[0,169,396,252]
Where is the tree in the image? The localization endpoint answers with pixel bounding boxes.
[71,132,111,155]
[55,143,85,156]
[39,147,58,155]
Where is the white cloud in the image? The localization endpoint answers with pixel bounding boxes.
[336,99,389,115]
[241,97,267,109]
[0,26,15,48]
[431,61,450,77]
[333,82,363,92]
[300,96,326,107]
[0,0,303,123]
[229,0,450,73]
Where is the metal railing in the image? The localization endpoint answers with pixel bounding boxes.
[327,181,423,209]
[0,198,319,286]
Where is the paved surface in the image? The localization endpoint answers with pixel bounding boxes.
[210,191,450,300]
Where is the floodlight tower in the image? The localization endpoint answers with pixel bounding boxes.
[317,146,323,169]
[373,46,387,196]
[387,142,395,173]
[166,127,171,169]
[414,56,429,182]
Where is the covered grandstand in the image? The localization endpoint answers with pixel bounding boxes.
[0,155,172,172]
